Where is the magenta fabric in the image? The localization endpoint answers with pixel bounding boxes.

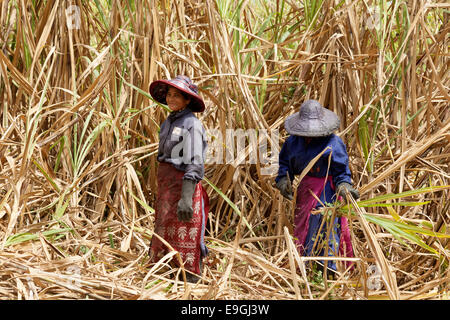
[293,175,354,266]
[338,216,354,268]
[293,176,328,255]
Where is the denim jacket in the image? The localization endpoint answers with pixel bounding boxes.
[276,134,352,188]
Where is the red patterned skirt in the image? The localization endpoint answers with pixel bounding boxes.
[149,162,209,275]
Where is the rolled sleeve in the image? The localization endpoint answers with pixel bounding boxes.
[183,123,207,182]
[276,137,293,183]
[330,137,352,187]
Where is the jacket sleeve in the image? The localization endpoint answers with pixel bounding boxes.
[275,137,292,183]
[330,137,352,187]
[182,120,207,183]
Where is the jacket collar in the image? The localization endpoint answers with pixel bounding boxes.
[168,108,192,121]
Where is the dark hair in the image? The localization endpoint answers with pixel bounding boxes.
[165,85,191,100]
[180,91,191,101]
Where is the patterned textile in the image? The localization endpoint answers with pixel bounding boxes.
[149,162,209,275]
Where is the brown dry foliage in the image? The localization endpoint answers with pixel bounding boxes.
[0,0,449,299]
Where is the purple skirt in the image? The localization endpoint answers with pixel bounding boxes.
[293,175,354,269]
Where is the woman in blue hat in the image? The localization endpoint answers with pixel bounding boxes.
[148,75,209,282]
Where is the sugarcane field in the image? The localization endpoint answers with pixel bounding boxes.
[0,0,449,301]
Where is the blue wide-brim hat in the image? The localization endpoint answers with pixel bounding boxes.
[149,75,205,112]
[284,100,340,137]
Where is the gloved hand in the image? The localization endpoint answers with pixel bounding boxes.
[336,182,360,200]
[276,176,293,200]
[177,179,197,222]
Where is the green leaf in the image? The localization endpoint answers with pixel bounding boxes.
[342,185,450,210]
[354,201,431,208]
[54,197,70,219]
[363,214,448,255]
[128,189,155,213]
[204,177,256,237]
[5,228,72,247]
[120,77,171,113]
[387,206,401,222]
[32,159,60,193]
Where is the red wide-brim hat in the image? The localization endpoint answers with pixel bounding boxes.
[149,75,205,112]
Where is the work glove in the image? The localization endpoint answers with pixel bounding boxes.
[276,175,293,200]
[336,182,360,200]
[177,179,197,222]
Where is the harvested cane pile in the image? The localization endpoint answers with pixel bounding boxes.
[0,0,449,299]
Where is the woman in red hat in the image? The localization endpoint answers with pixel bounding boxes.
[148,75,209,283]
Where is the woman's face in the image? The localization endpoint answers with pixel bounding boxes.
[166,87,191,112]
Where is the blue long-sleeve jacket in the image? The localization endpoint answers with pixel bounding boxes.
[275,134,352,188]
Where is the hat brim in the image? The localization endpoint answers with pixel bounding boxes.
[284,108,340,137]
[149,80,205,112]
